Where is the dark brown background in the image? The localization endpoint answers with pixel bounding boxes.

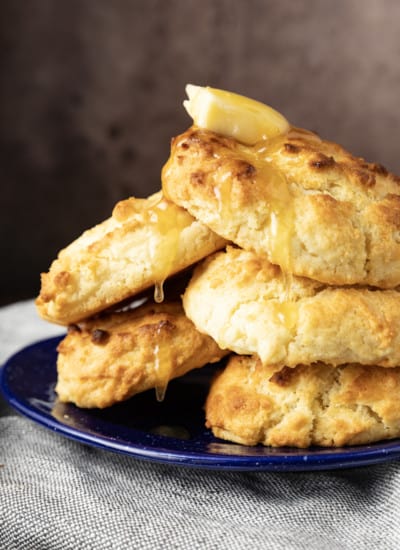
[1,0,400,305]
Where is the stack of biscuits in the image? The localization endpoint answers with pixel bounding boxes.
[36,86,400,448]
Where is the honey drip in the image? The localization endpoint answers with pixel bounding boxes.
[144,195,191,303]
[153,329,174,402]
[256,141,294,270]
[214,144,295,300]
[153,281,165,303]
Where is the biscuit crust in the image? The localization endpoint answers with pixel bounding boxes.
[56,301,227,408]
[183,247,400,367]
[205,355,400,448]
[163,126,400,287]
[36,192,226,325]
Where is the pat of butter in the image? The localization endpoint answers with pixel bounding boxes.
[183,84,290,145]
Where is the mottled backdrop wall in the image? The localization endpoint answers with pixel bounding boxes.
[1,0,399,304]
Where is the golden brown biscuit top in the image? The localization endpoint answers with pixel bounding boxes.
[166,125,400,196]
[163,126,400,287]
[36,191,227,325]
[56,300,227,408]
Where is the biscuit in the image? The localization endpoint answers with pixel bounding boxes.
[56,300,227,408]
[183,246,400,367]
[205,355,400,448]
[162,126,400,287]
[36,191,227,325]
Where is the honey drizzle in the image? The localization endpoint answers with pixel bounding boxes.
[153,281,165,303]
[212,140,295,301]
[212,131,297,306]
[153,325,174,402]
[144,195,191,303]
[213,170,233,219]
[261,161,294,302]
[242,132,296,301]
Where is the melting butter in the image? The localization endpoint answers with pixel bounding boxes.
[184,84,290,144]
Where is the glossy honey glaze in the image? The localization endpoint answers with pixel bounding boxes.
[152,330,174,402]
[142,194,192,304]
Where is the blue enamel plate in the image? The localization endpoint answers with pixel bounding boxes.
[1,336,400,471]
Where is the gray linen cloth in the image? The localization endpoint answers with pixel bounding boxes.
[1,301,399,549]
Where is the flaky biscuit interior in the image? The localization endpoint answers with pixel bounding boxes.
[183,246,400,367]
